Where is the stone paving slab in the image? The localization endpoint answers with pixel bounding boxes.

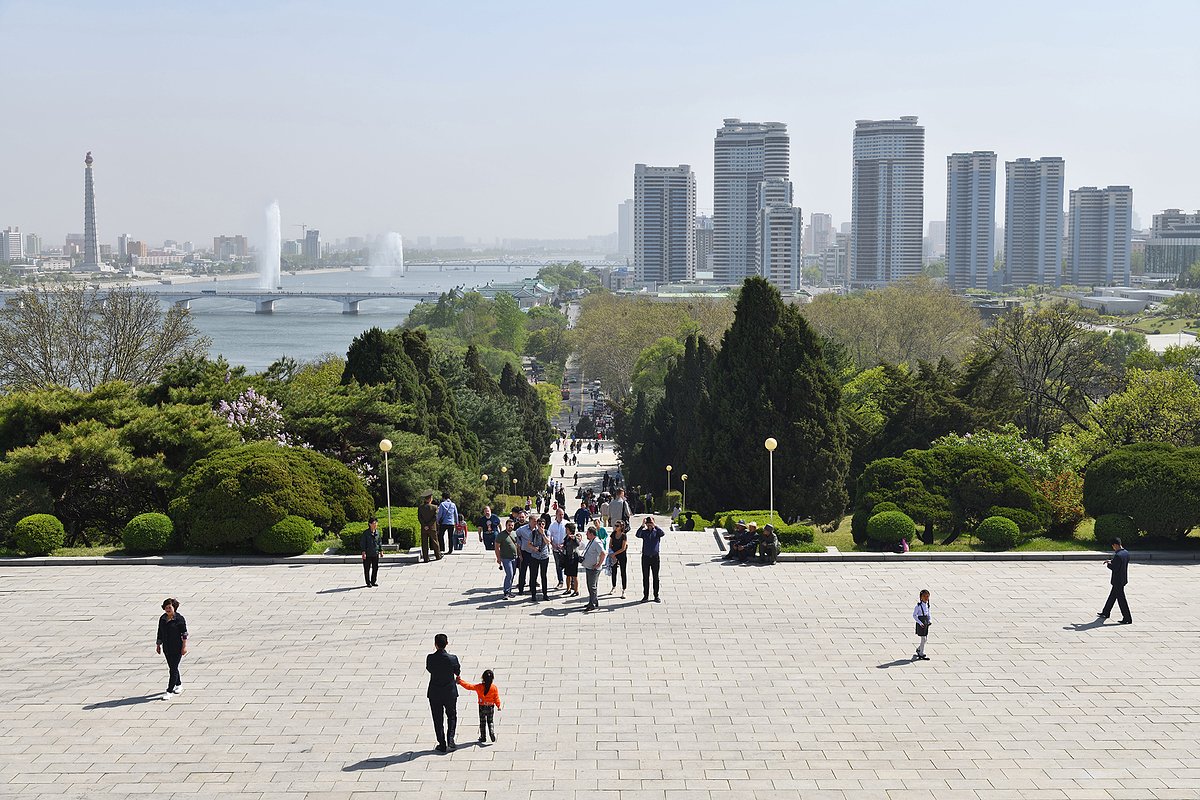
[2,541,1200,799]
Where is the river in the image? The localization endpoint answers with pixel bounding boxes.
[146,264,543,371]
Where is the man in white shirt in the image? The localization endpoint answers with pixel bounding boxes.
[547,507,568,589]
[581,527,606,612]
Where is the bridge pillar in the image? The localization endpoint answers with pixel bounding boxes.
[173,299,191,310]
[342,300,360,315]
[255,298,276,314]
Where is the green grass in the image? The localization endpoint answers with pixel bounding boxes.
[306,537,341,555]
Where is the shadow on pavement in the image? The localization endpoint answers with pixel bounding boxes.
[1064,617,1108,632]
[343,750,439,769]
[876,659,917,669]
[316,586,366,594]
[83,694,164,709]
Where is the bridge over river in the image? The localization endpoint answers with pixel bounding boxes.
[0,288,442,314]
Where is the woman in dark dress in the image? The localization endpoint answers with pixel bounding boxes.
[155,598,188,698]
[561,522,580,597]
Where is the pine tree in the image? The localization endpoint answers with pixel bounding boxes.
[689,277,849,523]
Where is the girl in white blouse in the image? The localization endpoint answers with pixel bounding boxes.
[913,589,931,661]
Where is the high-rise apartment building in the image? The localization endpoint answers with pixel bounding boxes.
[303,229,322,260]
[945,151,997,291]
[25,232,40,257]
[117,233,131,259]
[1,227,23,261]
[633,164,696,285]
[1067,186,1133,287]
[924,221,946,262]
[617,199,634,258]
[126,240,148,258]
[214,235,249,260]
[756,178,802,290]
[1145,209,1200,278]
[713,119,790,284]
[849,116,925,286]
[695,214,714,275]
[805,213,833,256]
[1004,157,1065,288]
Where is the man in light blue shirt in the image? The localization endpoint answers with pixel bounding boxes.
[437,491,459,556]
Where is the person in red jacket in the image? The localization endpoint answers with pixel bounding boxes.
[456,670,502,744]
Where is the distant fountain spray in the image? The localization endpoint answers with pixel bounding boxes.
[369,232,405,277]
[258,201,282,289]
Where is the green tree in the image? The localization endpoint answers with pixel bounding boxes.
[629,336,685,401]
[1084,443,1200,540]
[491,292,527,354]
[1068,368,1200,458]
[689,278,849,524]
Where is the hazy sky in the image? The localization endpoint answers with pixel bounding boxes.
[2,0,1197,248]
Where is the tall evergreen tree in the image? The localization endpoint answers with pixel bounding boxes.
[689,277,849,523]
[635,335,715,490]
[499,362,554,493]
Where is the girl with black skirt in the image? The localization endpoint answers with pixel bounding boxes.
[608,522,628,598]
[156,598,188,698]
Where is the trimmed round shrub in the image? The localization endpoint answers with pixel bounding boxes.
[986,506,1043,536]
[871,501,901,515]
[122,513,173,554]
[170,443,373,551]
[394,525,416,549]
[866,510,915,547]
[975,515,1022,549]
[14,514,65,556]
[254,515,317,555]
[339,521,368,553]
[1093,513,1138,542]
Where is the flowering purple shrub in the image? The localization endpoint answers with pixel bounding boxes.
[215,388,293,445]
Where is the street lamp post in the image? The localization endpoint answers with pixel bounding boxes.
[680,473,688,513]
[764,437,777,523]
[666,464,672,501]
[481,473,489,503]
[379,439,393,544]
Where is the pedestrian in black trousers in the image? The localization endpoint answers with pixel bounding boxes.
[361,517,381,587]
[426,633,461,752]
[636,516,666,603]
[1098,537,1133,624]
[155,598,188,698]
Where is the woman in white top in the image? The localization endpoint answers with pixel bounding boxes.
[912,589,931,661]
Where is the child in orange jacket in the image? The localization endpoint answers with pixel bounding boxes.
[457,670,501,744]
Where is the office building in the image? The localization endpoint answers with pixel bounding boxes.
[618,199,634,258]
[756,177,802,290]
[805,212,833,256]
[1145,209,1200,278]
[1,227,23,261]
[820,232,850,286]
[924,220,946,262]
[713,119,790,284]
[945,151,997,291]
[24,233,41,257]
[695,214,714,275]
[849,116,925,286]
[214,234,249,260]
[1067,186,1133,287]
[117,233,131,259]
[1004,157,1065,287]
[125,240,147,258]
[633,164,696,285]
[303,229,322,260]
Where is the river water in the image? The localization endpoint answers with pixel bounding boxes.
[147,264,542,371]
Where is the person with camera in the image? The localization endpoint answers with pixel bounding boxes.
[636,516,666,603]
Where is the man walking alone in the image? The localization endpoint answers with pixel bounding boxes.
[1099,538,1133,624]
[361,517,381,587]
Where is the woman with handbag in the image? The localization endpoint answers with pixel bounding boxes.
[561,522,580,597]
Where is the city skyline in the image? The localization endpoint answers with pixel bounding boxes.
[1,2,1198,247]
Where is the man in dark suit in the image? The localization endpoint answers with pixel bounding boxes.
[426,633,461,751]
[1098,538,1132,624]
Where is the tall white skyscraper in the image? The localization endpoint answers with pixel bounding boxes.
[1067,185,1133,287]
[713,119,790,284]
[1,226,23,262]
[634,164,696,285]
[617,199,634,258]
[1004,157,1065,287]
[945,151,997,291]
[24,232,41,257]
[756,178,802,291]
[849,116,925,286]
[805,212,833,256]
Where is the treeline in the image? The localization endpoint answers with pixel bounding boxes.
[612,276,1200,545]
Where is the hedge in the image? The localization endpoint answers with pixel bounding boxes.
[122,513,173,554]
[986,506,1044,536]
[975,515,1022,549]
[170,443,372,551]
[1093,513,1138,542]
[340,521,416,551]
[714,510,815,541]
[1083,443,1200,540]
[866,510,915,547]
[657,491,682,514]
[14,513,65,556]
[254,515,318,555]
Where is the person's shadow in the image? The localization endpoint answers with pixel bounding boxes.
[1064,617,1108,632]
[84,694,164,709]
[876,658,916,669]
[343,750,438,769]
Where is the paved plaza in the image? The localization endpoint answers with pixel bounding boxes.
[3,539,1200,799]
